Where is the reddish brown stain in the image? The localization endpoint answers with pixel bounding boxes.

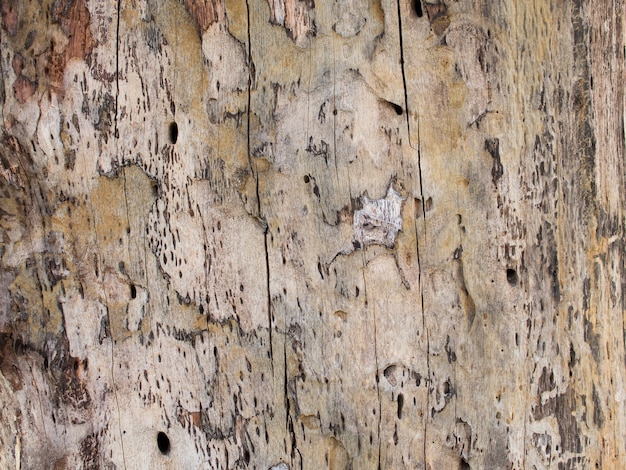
[48,0,95,94]
[177,407,203,428]
[12,53,24,75]
[181,0,224,33]
[11,52,34,102]
[1,0,19,36]
[13,75,37,103]
[267,0,316,45]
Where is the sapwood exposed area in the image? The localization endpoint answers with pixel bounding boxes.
[0,0,624,468]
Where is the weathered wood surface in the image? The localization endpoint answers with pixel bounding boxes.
[0,0,624,468]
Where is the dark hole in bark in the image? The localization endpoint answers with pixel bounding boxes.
[303,174,310,183]
[397,393,404,419]
[424,197,433,212]
[414,0,423,17]
[168,122,178,144]
[506,268,519,286]
[391,102,403,115]
[130,284,137,299]
[157,432,170,455]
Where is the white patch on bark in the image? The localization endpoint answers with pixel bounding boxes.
[353,185,405,248]
[269,463,289,470]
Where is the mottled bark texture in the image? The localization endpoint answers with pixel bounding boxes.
[0,0,624,468]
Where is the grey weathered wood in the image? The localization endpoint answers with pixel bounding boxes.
[0,0,624,468]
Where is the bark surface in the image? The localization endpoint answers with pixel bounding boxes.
[0,0,624,468]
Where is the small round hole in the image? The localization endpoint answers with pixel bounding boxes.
[168,122,178,144]
[303,175,310,183]
[506,268,519,286]
[157,431,170,455]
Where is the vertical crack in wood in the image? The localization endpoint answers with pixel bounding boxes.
[332,42,338,179]
[111,2,127,467]
[396,1,429,463]
[264,229,273,369]
[415,197,429,466]
[407,20,428,470]
[114,0,121,141]
[283,335,291,459]
[375,301,382,470]
[415,112,426,223]
[245,0,273,369]
[396,0,426,221]
[416,63,429,470]
[396,0,412,150]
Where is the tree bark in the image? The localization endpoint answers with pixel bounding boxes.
[0,0,624,468]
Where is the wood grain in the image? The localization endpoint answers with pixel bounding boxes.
[0,0,624,468]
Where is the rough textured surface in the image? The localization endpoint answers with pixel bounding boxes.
[0,0,624,468]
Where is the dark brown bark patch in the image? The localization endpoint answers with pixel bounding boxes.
[484,138,503,187]
[80,432,100,470]
[532,386,582,455]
